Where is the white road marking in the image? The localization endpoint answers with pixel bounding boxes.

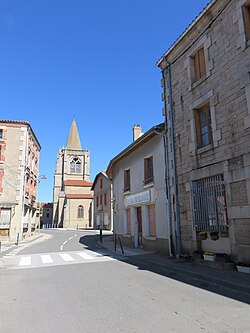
[19,256,31,266]
[63,241,67,245]
[77,252,95,260]
[6,253,16,256]
[41,255,53,264]
[59,253,75,262]
[60,245,63,251]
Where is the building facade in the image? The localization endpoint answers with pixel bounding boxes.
[37,202,53,228]
[91,171,112,230]
[0,120,41,241]
[107,124,169,254]
[157,0,250,263]
[53,120,93,229]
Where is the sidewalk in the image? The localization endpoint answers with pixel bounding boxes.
[98,235,250,296]
[0,232,46,254]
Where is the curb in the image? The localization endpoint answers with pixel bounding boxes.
[98,239,250,295]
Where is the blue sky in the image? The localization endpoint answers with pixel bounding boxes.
[0,0,210,202]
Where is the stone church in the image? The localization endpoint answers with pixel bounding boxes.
[53,120,93,228]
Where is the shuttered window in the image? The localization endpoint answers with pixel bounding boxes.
[192,47,206,81]
[242,3,250,41]
[144,156,154,184]
[195,104,212,148]
[124,169,130,192]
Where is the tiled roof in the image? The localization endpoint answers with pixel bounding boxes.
[64,179,93,187]
[65,194,93,199]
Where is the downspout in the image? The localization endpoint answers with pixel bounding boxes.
[164,57,181,258]
[154,119,173,256]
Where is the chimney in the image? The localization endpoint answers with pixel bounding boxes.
[133,124,142,142]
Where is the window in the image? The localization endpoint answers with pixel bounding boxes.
[124,169,130,192]
[0,208,11,228]
[100,178,103,189]
[242,1,250,41]
[192,47,206,81]
[0,130,2,139]
[96,196,99,207]
[70,157,81,173]
[144,156,153,184]
[195,104,212,148]
[191,175,228,232]
[77,205,84,219]
[46,213,50,218]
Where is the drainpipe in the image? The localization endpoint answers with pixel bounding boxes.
[154,126,173,257]
[164,57,181,258]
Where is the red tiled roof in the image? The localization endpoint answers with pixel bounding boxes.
[64,180,93,187]
[66,194,93,199]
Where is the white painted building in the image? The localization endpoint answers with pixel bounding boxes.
[107,124,170,254]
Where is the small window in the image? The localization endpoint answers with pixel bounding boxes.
[0,130,2,139]
[124,169,130,192]
[77,205,84,219]
[96,196,99,207]
[46,213,50,218]
[70,158,81,174]
[195,104,212,148]
[192,47,206,81]
[100,178,103,189]
[242,2,250,41]
[144,157,154,184]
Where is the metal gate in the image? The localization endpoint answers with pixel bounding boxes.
[191,174,228,232]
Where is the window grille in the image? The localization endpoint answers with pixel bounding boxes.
[191,175,228,232]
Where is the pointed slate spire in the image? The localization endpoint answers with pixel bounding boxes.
[66,119,82,150]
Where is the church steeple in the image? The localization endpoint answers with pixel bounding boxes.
[66,119,82,150]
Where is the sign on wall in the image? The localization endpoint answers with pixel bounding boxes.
[124,190,151,207]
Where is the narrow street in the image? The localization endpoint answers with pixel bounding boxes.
[0,230,249,333]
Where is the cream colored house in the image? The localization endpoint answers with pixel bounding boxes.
[107,124,169,255]
[91,171,112,230]
[53,120,93,229]
[0,120,41,241]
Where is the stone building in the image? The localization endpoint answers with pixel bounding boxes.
[91,171,112,230]
[37,202,53,228]
[0,120,41,241]
[157,0,250,263]
[53,120,93,229]
[107,124,169,254]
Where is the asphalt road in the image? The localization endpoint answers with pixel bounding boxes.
[0,229,250,333]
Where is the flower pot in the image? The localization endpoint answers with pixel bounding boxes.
[203,255,216,262]
[236,266,250,274]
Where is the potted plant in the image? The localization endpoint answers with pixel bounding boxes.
[210,232,219,241]
[197,231,208,240]
[203,251,216,261]
[236,262,250,274]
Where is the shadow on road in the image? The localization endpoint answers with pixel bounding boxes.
[79,234,250,305]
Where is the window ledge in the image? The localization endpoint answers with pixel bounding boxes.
[123,190,131,196]
[196,143,213,155]
[190,73,209,91]
[143,182,154,189]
